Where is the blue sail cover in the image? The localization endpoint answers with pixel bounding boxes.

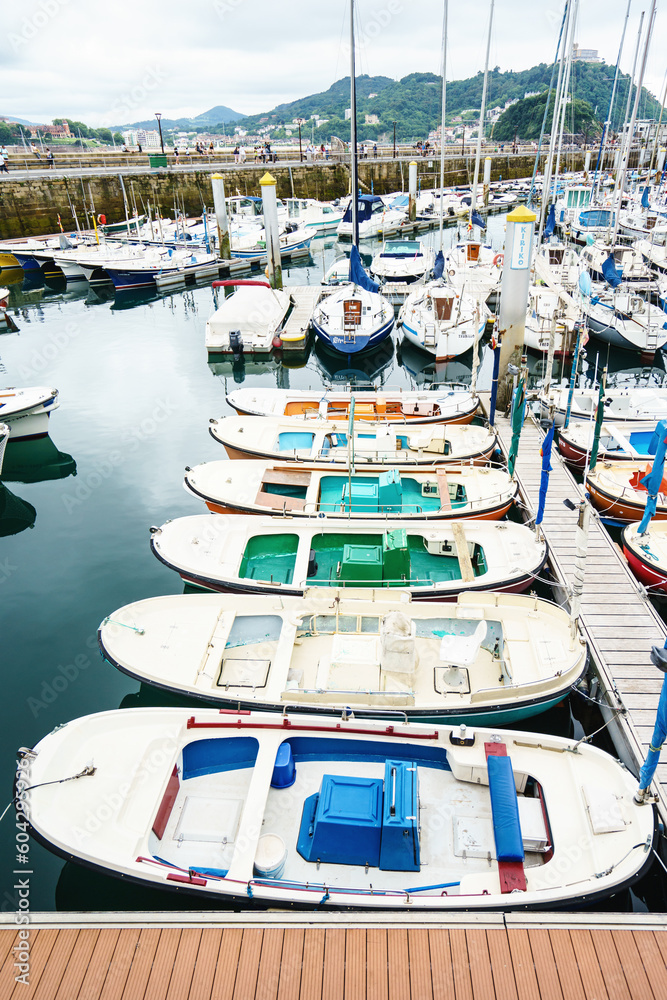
[637,420,667,533]
[433,250,445,280]
[341,195,384,225]
[543,204,556,238]
[602,255,623,288]
[349,244,379,293]
[535,421,555,526]
[638,659,667,792]
[641,186,650,210]
[471,210,486,230]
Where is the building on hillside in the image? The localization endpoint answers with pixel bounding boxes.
[29,123,70,138]
[573,44,601,63]
[136,129,161,148]
[365,114,379,125]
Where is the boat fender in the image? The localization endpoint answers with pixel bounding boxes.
[97,214,106,225]
[493,253,504,268]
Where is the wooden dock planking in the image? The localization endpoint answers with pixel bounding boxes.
[493,411,667,820]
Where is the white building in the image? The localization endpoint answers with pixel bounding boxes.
[136,129,161,148]
[344,108,352,120]
[573,44,601,63]
[122,130,138,146]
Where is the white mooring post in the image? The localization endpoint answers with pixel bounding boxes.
[260,171,283,290]
[408,161,418,221]
[497,204,536,410]
[211,173,231,259]
[584,149,591,174]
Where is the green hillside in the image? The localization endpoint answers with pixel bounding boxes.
[228,62,661,143]
[493,92,602,142]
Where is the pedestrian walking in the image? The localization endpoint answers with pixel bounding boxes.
[46,147,54,169]
[0,151,8,174]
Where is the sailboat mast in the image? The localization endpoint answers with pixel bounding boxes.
[439,0,448,250]
[350,0,359,247]
[593,0,632,202]
[470,0,495,215]
[537,0,572,242]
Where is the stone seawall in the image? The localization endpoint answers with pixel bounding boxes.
[0,153,584,239]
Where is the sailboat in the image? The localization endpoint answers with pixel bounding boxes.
[398,1,489,359]
[310,0,394,355]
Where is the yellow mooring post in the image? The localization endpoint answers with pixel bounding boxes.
[497,204,536,410]
[260,171,283,290]
[210,173,231,259]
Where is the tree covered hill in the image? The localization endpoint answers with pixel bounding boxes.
[228,62,661,143]
[493,92,602,142]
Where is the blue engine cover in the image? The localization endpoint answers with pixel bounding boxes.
[297,775,383,867]
[379,760,420,872]
[487,755,524,862]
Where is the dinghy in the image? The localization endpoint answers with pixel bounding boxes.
[150,515,547,599]
[20,707,655,909]
[622,521,667,594]
[183,460,517,521]
[0,386,59,440]
[226,386,479,425]
[559,420,662,470]
[205,281,291,354]
[208,415,497,466]
[586,461,667,523]
[99,589,586,724]
[537,383,667,426]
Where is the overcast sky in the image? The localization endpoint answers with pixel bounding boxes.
[1,0,664,127]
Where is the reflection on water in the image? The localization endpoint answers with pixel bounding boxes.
[313,335,395,386]
[0,483,36,535]
[1,436,76,484]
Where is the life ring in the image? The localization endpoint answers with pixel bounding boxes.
[493,253,504,268]
[97,214,106,225]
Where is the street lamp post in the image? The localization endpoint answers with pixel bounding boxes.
[155,113,164,155]
[296,119,305,161]
[392,121,397,159]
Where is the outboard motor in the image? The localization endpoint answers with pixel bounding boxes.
[229,329,244,356]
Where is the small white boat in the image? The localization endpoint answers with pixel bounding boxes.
[284,198,345,234]
[538,383,667,426]
[522,286,575,354]
[208,414,497,466]
[205,282,291,354]
[0,386,59,440]
[21,707,655,909]
[150,515,547,599]
[225,386,479,425]
[558,420,662,470]
[399,281,489,360]
[622,520,667,594]
[580,242,652,284]
[370,240,435,284]
[442,241,502,307]
[635,235,667,276]
[584,288,667,354]
[230,224,312,260]
[183,460,518,521]
[99,589,585,723]
[337,195,407,240]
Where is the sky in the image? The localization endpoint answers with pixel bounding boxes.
[1,0,664,127]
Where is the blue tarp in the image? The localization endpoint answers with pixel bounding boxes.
[535,421,555,526]
[642,186,650,210]
[543,204,556,238]
[471,209,486,230]
[602,254,623,289]
[341,194,384,225]
[433,250,444,280]
[637,420,667,533]
[638,651,667,792]
[487,755,524,863]
[349,244,379,293]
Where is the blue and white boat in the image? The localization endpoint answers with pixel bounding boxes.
[337,194,407,240]
[230,224,312,260]
[371,240,435,284]
[21,707,656,909]
[104,249,220,290]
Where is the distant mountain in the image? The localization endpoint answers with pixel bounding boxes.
[193,105,245,124]
[0,114,41,126]
[231,64,662,143]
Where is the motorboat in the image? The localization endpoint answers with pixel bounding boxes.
[98,589,585,724]
[20,707,655,908]
[336,195,407,240]
[370,240,435,284]
[537,383,667,426]
[149,515,548,600]
[0,386,59,440]
[208,414,497,466]
[205,281,291,353]
[284,198,345,235]
[183,461,517,521]
[558,420,663,470]
[225,385,479,425]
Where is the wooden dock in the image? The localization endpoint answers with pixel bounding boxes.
[492,408,667,819]
[2,912,666,999]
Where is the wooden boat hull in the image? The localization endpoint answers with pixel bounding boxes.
[217,437,496,467]
[622,539,667,593]
[201,495,514,520]
[586,477,667,523]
